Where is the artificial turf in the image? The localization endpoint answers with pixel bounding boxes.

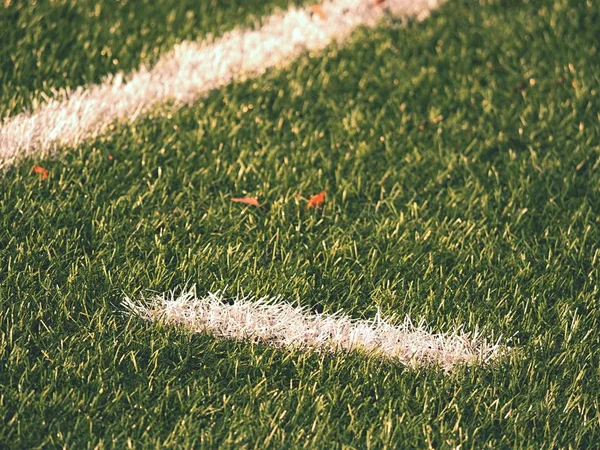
[0,0,307,117]
[1,0,600,447]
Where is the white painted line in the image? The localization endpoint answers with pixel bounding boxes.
[123,289,505,370]
[0,0,443,167]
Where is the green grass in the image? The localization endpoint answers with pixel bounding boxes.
[0,0,307,117]
[1,0,600,447]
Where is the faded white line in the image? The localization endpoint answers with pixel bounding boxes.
[0,0,443,168]
[124,289,505,370]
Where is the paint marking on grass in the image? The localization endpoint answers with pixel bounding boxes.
[123,289,505,370]
[0,0,443,168]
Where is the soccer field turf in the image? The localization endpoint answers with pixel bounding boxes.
[1,0,600,447]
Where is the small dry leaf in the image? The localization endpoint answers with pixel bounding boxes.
[311,5,327,20]
[32,165,49,180]
[373,0,386,5]
[231,197,260,207]
[307,190,326,208]
[108,154,114,161]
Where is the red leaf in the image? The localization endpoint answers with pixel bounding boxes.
[231,197,260,207]
[307,190,326,208]
[311,5,327,20]
[32,165,49,180]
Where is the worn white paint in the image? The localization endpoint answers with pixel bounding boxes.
[0,0,443,167]
[124,289,504,370]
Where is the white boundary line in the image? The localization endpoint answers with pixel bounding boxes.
[124,289,505,370]
[0,0,443,167]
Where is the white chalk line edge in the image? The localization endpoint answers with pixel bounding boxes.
[0,0,443,168]
[123,288,507,370]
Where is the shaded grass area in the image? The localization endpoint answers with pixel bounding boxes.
[1,0,600,447]
[0,0,306,117]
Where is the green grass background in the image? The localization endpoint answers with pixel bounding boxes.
[1,0,600,447]
[0,0,307,117]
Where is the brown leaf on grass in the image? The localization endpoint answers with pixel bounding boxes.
[311,5,327,20]
[32,165,49,180]
[231,197,260,207]
[307,190,326,208]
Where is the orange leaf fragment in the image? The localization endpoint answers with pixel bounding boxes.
[32,165,49,180]
[311,5,327,20]
[307,190,326,208]
[231,197,260,207]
